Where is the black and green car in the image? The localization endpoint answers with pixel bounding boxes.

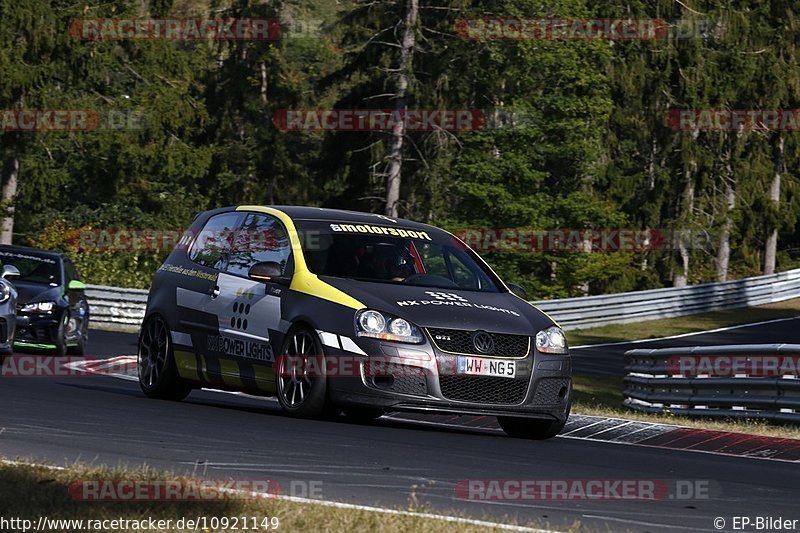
[0,245,90,355]
[138,206,572,439]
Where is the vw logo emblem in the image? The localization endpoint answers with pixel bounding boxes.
[472,331,495,354]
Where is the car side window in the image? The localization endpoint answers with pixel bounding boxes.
[225,213,292,278]
[188,212,241,270]
[416,243,486,290]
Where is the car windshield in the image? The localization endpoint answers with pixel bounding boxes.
[0,250,61,285]
[297,220,502,292]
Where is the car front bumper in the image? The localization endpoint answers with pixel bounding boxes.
[325,334,571,421]
[14,313,60,348]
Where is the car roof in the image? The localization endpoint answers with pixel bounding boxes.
[0,244,64,260]
[248,205,444,233]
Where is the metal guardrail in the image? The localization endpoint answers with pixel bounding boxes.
[85,284,149,327]
[84,267,800,330]
[624,344,800,423]
[532,268,800,329]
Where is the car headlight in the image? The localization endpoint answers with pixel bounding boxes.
[20,301,55,313]
[536,326,568,354]
[0,282,10,304]
[356,309,424,344]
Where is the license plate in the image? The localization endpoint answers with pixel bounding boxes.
[457,356,516,379]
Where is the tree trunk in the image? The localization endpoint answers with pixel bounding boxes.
[0,156,19,245]
[384,0,418,217]
[716,146,735,282]
[764,135,784,275]
[673,165,695,287]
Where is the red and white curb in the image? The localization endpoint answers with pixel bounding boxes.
[67,355,800,463]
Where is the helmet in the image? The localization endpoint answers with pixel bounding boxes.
[361,243,415,280]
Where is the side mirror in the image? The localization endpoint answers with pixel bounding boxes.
[1,265,20,279]
[507,282,527,299]
[248,262,291,286]
[68,280,87,291]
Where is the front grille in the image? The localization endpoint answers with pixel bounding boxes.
[439,375,529,404]
[532,378,570,405]
[427,328,529,358]
[364,362,428,397]
[17,324,51,342]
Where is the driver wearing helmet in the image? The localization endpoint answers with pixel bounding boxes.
[359,243,416,282]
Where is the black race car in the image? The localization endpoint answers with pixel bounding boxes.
[138,206,571,439]
[0,245,90,355]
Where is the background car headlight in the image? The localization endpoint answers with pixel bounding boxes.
[0,282,10,304]
[356,309,423,344]
[20,301,55,313]
[536,326,568,354]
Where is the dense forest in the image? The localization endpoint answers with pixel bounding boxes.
[1,0,798,296]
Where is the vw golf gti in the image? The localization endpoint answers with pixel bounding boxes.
[138,206,571,439]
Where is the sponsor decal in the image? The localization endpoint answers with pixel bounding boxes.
[0,251,56,264]
[158,263,217,281]
[329,223,432,241]
[207,334,274,362]
[396,292,520,316]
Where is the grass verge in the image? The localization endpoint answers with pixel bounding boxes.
[0,460,559,533]
[572,374,800,440]
[565,298,800,346]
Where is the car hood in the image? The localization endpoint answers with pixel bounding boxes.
[320,276,554,334]
[12,281,61,306]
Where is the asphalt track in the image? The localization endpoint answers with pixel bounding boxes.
[1,326,799,532]
[571,316,800,375]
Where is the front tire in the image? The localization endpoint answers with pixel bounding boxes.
[67,313,89,356]
[138,315,191,401]
[54,312,68,356]
[276,326,329,418]
[498,414,568,440]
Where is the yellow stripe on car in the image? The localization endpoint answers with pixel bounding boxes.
[237,205,365,311]
[218,358,244,387]
[174,350,198,380]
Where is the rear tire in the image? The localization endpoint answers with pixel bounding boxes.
[138,315,191,401]
[498,414,568,440]
[276,326,329,418]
